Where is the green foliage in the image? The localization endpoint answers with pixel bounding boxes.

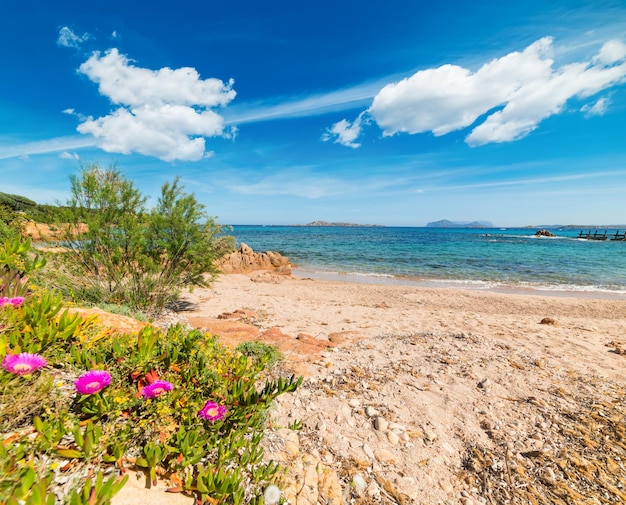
[236,341,283,368]
[0,192,37,210]
[94,303,148,322]
[0,192,65,224]
[0,204,24,242]
[2,292,81,354]
[55,164,235,312]
[0,236,46,297]
[0,238,302,504]
[67,472,128,505]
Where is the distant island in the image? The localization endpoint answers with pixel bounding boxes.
[426,219,493,228]
[295,221,384,227]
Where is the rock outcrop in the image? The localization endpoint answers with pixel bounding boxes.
[217,243,292,275]
[535,229,556,237]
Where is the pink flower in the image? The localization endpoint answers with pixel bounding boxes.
[74,370,112,395]
[0,297,24,308]
[198,401,227,422]
[10,297,24,307]
[142,380,174,399]
[2,353,47,375]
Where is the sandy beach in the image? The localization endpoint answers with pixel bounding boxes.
[148,271,626,504]
[183,272,626,379]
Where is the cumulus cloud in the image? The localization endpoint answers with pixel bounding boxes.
[593,39,626,65]
[327,37,626,147]
[75,48,236,161]
[57,26,91,48]
[321,112,369,148]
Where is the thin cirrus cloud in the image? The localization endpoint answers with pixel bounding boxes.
[74,48,237,162]
[0,135,96,160]
[324,37,626,148]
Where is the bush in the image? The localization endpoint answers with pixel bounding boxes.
[56,165,235,312]
[236,341,283,369]
[0,204,24,243]
[0,237,46,298]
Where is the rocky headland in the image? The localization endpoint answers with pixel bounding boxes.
[216,243,292,275]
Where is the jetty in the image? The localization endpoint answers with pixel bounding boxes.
[577,230,626,241]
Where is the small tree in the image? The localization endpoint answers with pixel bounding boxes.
[145,178,234,308]
[58,164,234,312]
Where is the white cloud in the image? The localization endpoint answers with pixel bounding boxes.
[59,151,80,160]
[0,135,96,160]
[63,108,91,122]
[224,78,387,125]
[581,97,610,117]
[321,112,369,148]
[75,48,236,162]
[57,26,91,48]
[330,37,626,147]
[593,39,626,65]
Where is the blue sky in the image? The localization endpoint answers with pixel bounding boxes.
[1,1,626,226]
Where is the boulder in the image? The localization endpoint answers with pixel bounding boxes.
[67,307,151,334]
[217,243,292,275]
[539,317,559,326]
[535,229,556,237]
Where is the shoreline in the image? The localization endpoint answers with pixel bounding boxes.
[293,267,626,300]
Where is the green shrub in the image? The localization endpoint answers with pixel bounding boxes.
[236,341,283,369]
[0,237,46,298]
[0,204,24,242]
[55,164,235,313]
[0,192,64,224]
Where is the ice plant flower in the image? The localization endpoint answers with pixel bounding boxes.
[2,353,47,375]
[198,401,227,422]
[10,297,24,307]
[74,370,112,395]
[142,380,174,399]
[0,297,24,308]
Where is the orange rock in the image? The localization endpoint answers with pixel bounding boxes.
[185,316,259,347]
[539,317,559,326]
[67,307,150,334]
[217,243,292,275]
[328,330,362,345]
[23,221,88,242]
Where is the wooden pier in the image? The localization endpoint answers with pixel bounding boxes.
[577,230,626,241]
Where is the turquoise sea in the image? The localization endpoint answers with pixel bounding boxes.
[230,226,626,299]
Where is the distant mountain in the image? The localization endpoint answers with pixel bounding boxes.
[426,219,493,228]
